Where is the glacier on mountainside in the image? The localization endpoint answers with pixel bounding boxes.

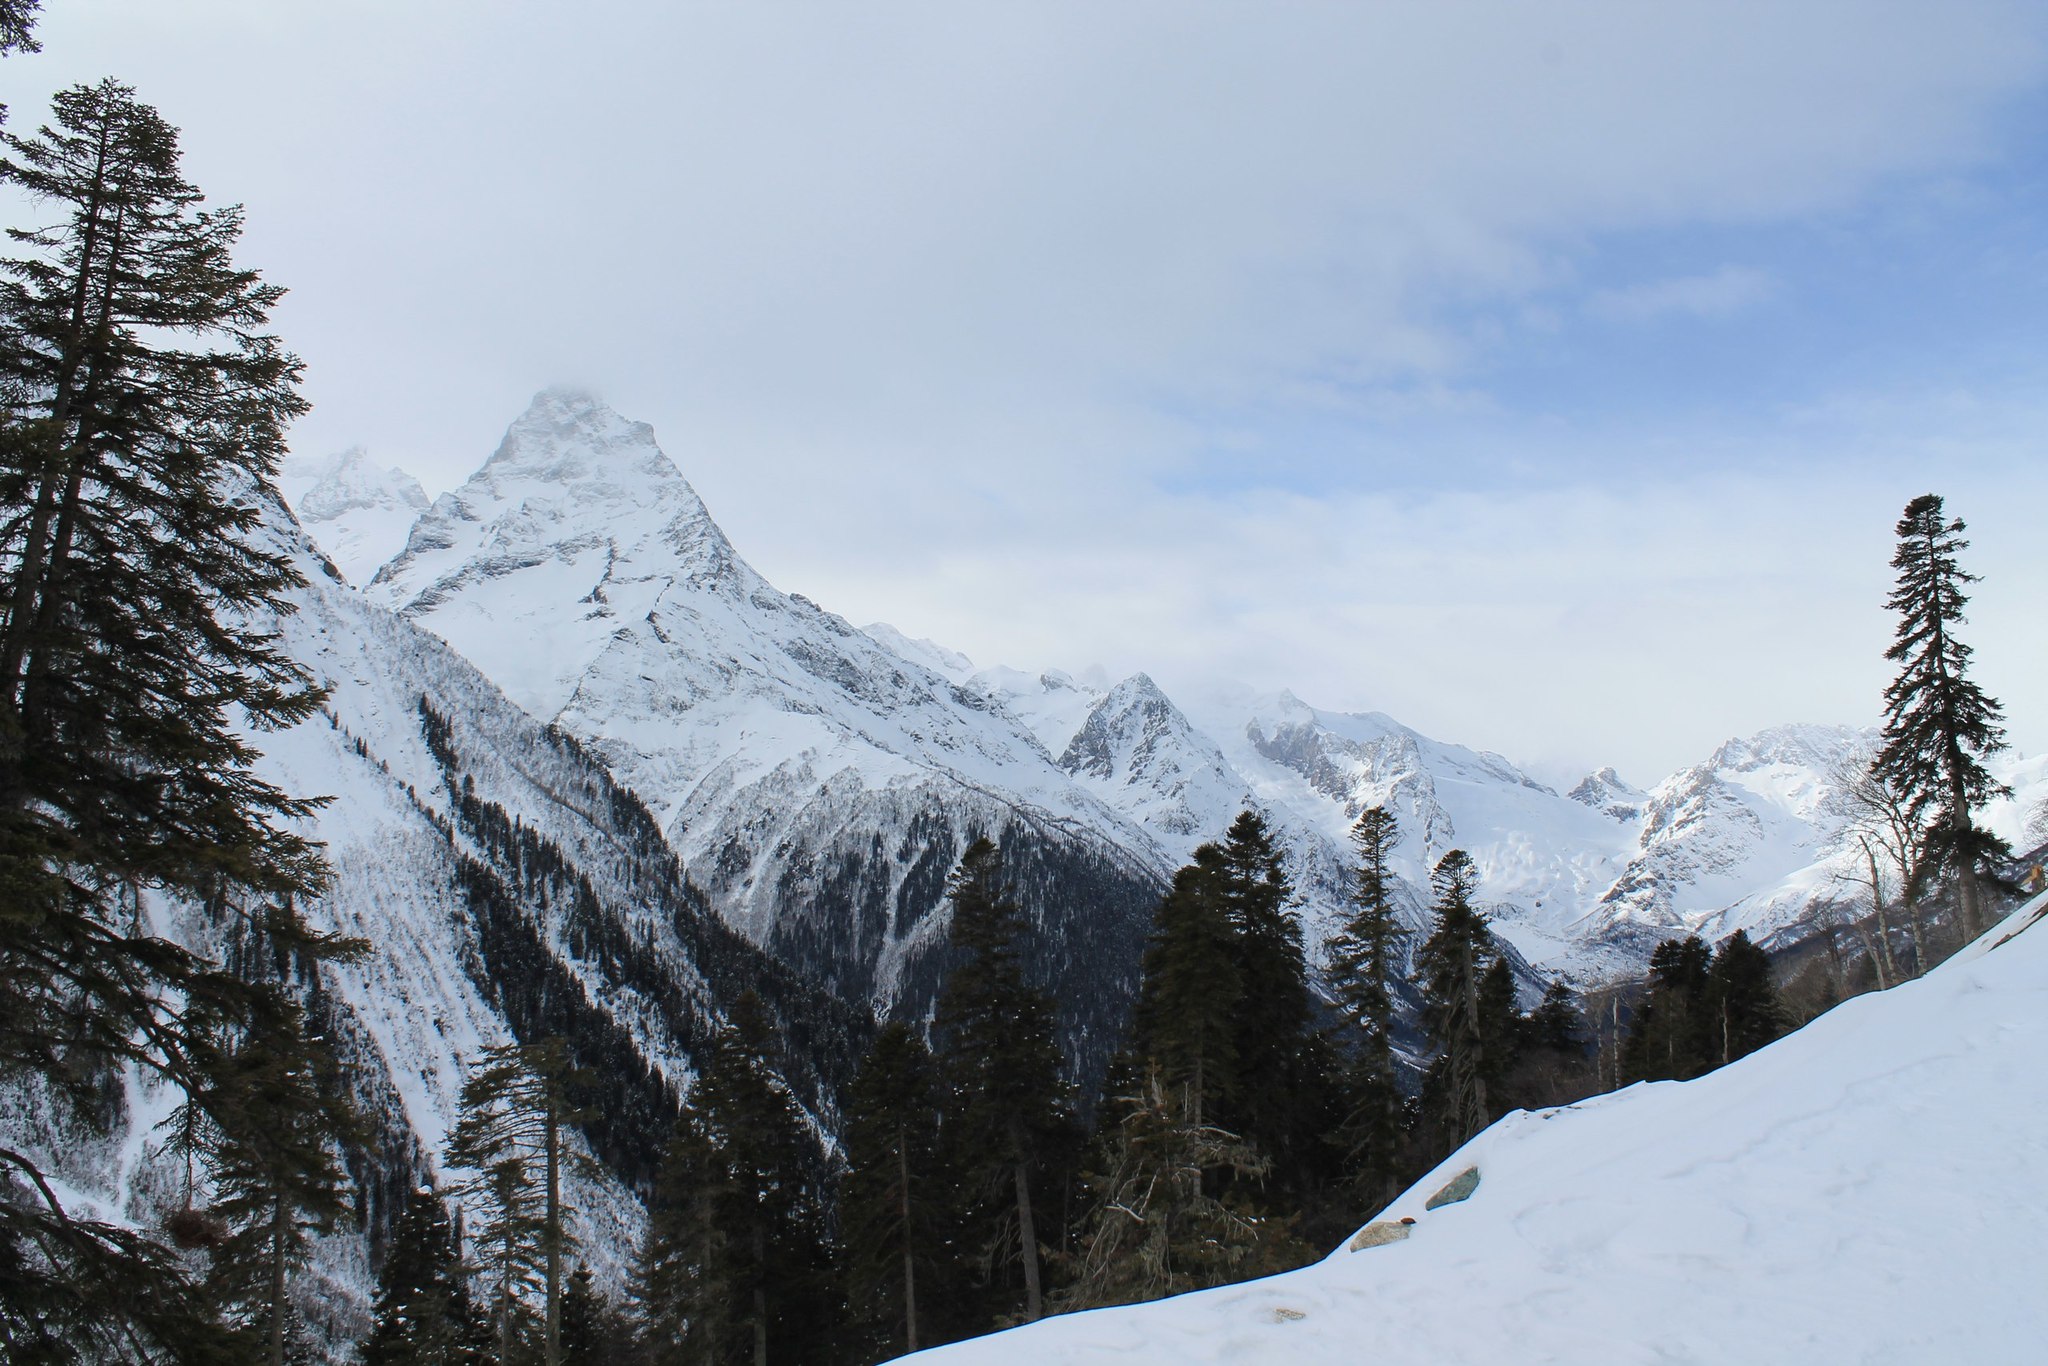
[900,890,2048,1364]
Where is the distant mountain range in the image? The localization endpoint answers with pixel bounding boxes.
[319,389,2046,993]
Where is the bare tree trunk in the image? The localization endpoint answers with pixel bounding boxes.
[544,1104,561,1366]
[1862,844,1897,988]
[1905,892,1930,978]
[1014,1155,1042,1322]
[898,1125,919,1353]
[268,1196,289,1366]
[752,1220,769,1366]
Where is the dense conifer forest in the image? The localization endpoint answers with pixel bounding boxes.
[0,5,2034,1362]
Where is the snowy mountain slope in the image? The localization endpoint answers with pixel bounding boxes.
[280,446,430,585]
[0,484,865,1340]
[351,387,2030,1012]
[1598,724,1868,940]
[903,890,2048,1365]
[1695,744,2048,950]
[952,666,1640,978]
[365,390,1168,1073]
[944,648,2019,982]
[1567,765,1646,821]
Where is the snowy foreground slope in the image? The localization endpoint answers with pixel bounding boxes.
[903,892,2048,1365]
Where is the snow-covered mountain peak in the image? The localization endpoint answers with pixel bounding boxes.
[468,387,680,500]
[365,390,750,718]
[354,395,1172,1033]
[278,446,430,585]
[1707,722,1867,781]
[1595,723,1872,943]
[1059,674,1247,843]
[1568,765,1645,821]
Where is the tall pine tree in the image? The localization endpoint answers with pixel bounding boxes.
[182,989,357,1365]
[1875,494,2010,940]
[839,1022,955,1360]
[634,1105,731,1365]
[1622,936,1713,1083]
[448,1039,595,1366]
[1211,811,1334,1201]
[1415,850,1495,1151]
[635,993,837,1366]
[1704,930,1784,1068]
[932,837,1069,1328]
[361,1186,474,1366]
[0,78,341,1360]
[1129,845,1241,1129]
[1324,806,1407,1212]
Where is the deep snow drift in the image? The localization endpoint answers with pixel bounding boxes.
[903,891,2048,1364]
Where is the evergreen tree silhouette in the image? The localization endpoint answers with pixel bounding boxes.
[1876,494,2010,939]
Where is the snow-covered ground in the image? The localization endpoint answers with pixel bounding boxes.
[902,890,2048,1364]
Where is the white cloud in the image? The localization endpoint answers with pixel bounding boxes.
[1587,265,1776,323]
[13,1,2045,777]
[24,1,2044,490]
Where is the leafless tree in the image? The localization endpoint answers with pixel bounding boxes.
[1826,758,1932,978]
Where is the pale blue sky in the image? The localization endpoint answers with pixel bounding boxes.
[12,1,2046,778]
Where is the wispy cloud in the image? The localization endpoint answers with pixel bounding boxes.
[1587,265,1776,323]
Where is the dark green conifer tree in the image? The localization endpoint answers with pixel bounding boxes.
[1622,936,1713,1083]
[1704,930,1784,1067]
[1211,811,1336,1197]
[932,837,1070,1327]
[1324,806,1407,1211]
[0,78,341,1358]
[0,0,38,58]
[1526,981,1585,1056]
[1415,850,1495,1150]
[1875,494,2010,940]
[1129,846,1241,1128]
[840,1022,955,1360]
[184,990,356,1366]
[1503,979,1595,1109]
[1476,958,1524,1092]
[634,1105,730,1365]
[448,1039,594,1366]
[559,1266,629,1363]
[362,1186,473,1366]
[635,993,837,1366]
